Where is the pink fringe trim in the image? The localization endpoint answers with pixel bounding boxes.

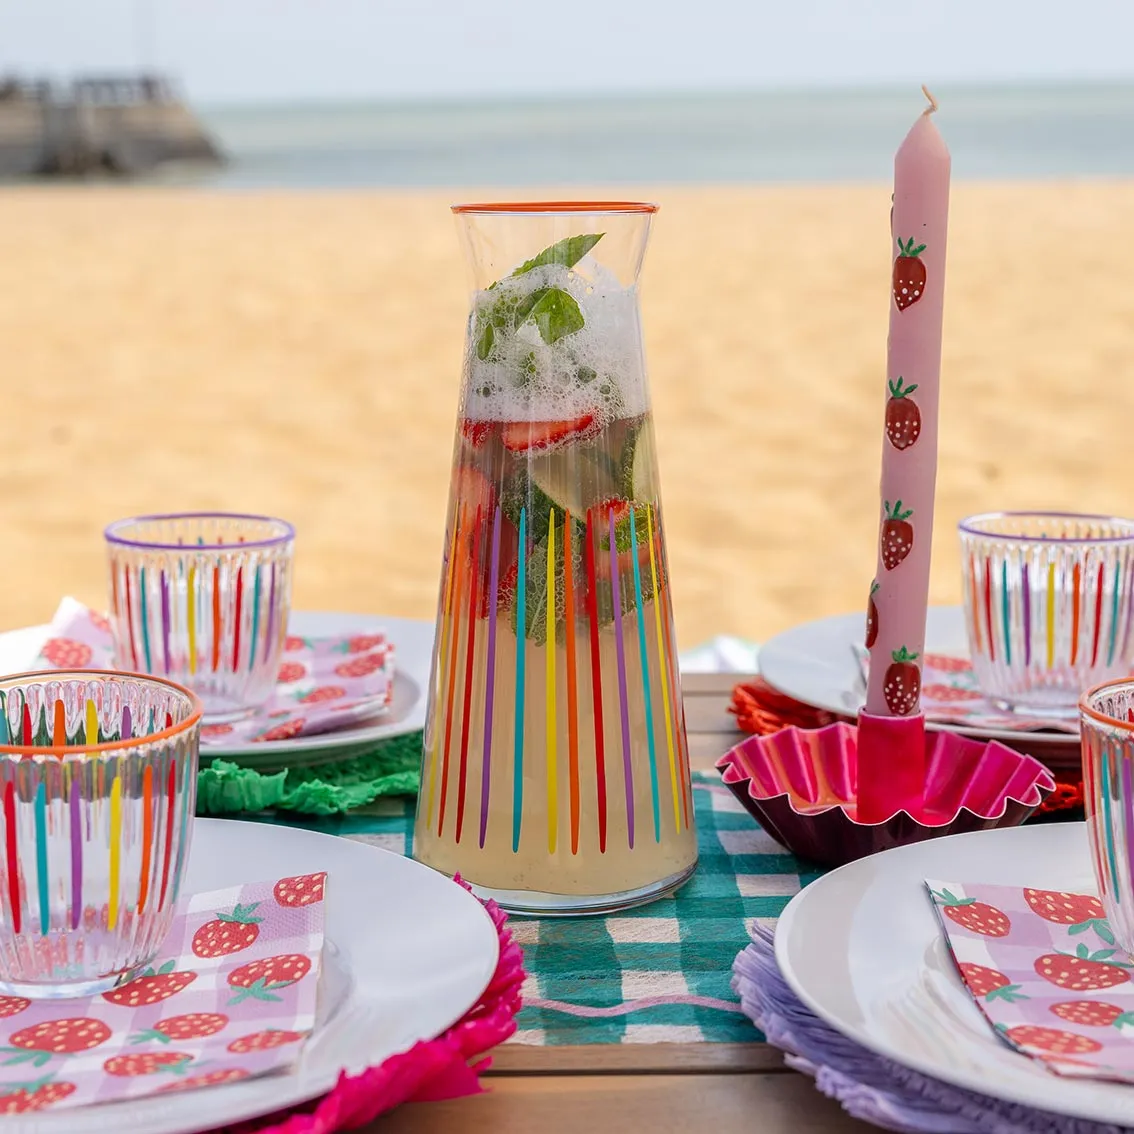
[228,875,525,1134]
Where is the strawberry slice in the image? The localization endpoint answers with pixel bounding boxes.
[460,419,494,448]
[454,466,495,527]
[501,414,596,453]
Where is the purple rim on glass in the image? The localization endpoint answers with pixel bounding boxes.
[104,511,296,552]
[958,510,1134,543]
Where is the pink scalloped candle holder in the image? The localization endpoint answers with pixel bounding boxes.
[716,721,1055,867]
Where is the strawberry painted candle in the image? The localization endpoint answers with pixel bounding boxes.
[858,89,951,820]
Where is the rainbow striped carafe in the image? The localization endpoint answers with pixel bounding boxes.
[413,203,698,914]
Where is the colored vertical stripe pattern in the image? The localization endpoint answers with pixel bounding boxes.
[479,507,501,849]
[248,567,262,673]
[647,506,681,834]
[1091,562,1105,667]
[34,784,48,936]
[1021,561,1031,666]
[108,777,122,931]
[968,555,982,654]
[658,556,692,827]
[584,510,608,853]
[545,512,558,855]
[427,521,460,828]
[1108,561,1123,666]
[1071,563,1082,665]
[438,514,466,839]
[1000,560,1011,666]
[512,508,527,853]
[158,761,177,909]
[983,559,995,662]
[455,508,482,844]
[124,569,140,671]
[139,566,153,673]
[1046,562,1056,669]
[609,510,635,849]
[4,783,19,934]
[211,566,222,672]
[630,508,661,842]
[563,514,581,856]
[187,564,197,675]
[232,566,244,672]
[160,570,171,674]
[69,774,82,930]
[137,766,154,914]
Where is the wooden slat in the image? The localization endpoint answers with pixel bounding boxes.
[490,1042,786,1076]
[369,1071,870,1133]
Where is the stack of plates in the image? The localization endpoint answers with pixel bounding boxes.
[0,612,434,769]
[758,605,1080,771]
[9,821,499,1133]
[777,822,1127,1125]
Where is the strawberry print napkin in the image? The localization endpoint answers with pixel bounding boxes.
[0,872,326,1113]
[928,879,1134,1081]
[35,598,395,745]
[855,649,1080,734]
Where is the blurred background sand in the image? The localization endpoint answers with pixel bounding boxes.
[3,180,1133,648]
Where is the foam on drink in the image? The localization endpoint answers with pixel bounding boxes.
[461,258,649,425]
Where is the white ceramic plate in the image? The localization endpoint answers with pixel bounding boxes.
[12,818,499,1134]
[776,822,1134,1126]
[757,605,1070,747]
[0,612,434,763]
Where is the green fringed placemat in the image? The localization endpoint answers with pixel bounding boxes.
[195,731,422,816]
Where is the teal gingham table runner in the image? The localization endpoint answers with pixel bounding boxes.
[258,771,821,1045]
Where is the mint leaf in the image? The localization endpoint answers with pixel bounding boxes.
[511,287,584,346]
[524,287,584,345]
[512,233,604,277]
[475,321,495,361]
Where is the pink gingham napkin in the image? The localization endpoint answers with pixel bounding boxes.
[929,879,1134,1081]
[854,648,1079,734]
[33,599,395,745]
[0,873,326,1112]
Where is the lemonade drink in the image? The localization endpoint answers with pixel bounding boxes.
[414,214,697,912]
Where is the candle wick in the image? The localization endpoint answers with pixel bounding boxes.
[921,85,939,116]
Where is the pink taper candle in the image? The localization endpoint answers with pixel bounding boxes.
[865,88,951,718]
[858,89,950,821]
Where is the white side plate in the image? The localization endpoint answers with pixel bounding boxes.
[0,612,435,762]
[12,819,498,1134]
[776,822,1134,1126]
[757,605,1070,747]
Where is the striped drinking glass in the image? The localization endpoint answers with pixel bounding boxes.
[105,512,295,722]
[959,512,1134,715]
[0,671,201,998]
[1081,680,1134,955]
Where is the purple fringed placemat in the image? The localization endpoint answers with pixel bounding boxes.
[732,925,1132,1134]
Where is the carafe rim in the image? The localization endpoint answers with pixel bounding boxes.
[452,200,658,215]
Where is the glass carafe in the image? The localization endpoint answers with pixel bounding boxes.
[413,202,698,914]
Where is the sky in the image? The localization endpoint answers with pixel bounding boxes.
[2,0,1133,106]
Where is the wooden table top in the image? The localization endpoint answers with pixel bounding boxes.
[366,673,869,1133]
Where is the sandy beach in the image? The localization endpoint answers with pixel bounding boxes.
[3,181,1133,650]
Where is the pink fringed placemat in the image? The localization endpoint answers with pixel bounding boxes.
[227,879,523,1134]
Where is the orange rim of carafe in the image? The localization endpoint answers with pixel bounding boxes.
[451,201,659,214]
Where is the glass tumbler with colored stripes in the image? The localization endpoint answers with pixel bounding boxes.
[0,671,201,998]
[959,512,1134,716]
[105,512,295,722]
[1080,680,1134,955]
[413,202,698,914]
